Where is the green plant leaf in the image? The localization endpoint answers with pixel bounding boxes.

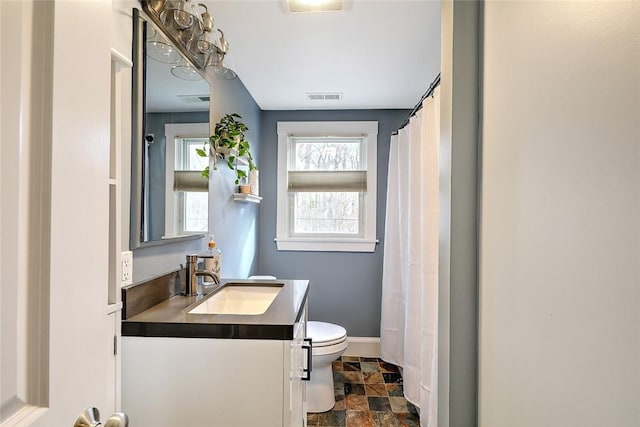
[208,113,258,183]
[195,148,207,157]
[201,166,210,179]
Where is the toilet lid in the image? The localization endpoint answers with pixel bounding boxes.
[307,321,347,347]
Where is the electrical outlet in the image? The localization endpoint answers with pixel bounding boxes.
[121,251,133,286]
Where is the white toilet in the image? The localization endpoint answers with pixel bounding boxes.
[306,321,348,413]
[247,277,348,412]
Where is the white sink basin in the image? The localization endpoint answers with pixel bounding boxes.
[188,284,283,315]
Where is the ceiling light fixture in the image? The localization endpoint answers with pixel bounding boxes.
[141,0,237,80]
[287,0,343,13]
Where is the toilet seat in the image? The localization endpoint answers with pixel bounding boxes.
[307,321,347,348]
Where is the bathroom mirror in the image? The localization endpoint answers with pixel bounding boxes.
[131,8,211,249]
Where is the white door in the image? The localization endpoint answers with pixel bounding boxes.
[1,1,118,425]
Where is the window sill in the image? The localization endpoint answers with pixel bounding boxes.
[233,193,262,203]
[274,238,378,252]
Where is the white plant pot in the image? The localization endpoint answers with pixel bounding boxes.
[249,170,259,196]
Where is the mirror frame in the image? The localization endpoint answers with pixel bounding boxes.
[130,7,207,249]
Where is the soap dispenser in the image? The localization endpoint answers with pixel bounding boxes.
[204,234,221,283]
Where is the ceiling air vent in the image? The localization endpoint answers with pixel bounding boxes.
[178,94,210,104]
[306,92,343,101]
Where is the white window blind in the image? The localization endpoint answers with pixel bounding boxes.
[173,171,208,192]
[287,171,367,192]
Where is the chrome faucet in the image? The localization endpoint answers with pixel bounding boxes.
[184,254,221,296]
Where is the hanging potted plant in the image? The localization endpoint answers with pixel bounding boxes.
[196,113,257,185]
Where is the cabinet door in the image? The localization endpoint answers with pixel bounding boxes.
[289,306,308,427]
[123,337,285,427]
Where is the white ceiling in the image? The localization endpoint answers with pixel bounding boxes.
[204,0,441,110]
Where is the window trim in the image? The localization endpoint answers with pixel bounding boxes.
[276,121,378,252]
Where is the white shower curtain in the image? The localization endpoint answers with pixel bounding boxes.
[381,88,440,427]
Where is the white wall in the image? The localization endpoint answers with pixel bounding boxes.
[113,0,136,254]
[479,2,640,427]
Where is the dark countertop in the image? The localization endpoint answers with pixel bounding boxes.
[122,279,309,340]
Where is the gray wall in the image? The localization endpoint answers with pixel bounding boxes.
[208,77,262,279]
[258,109,409,337]
[146,111,209,241]
[439,1,480,426]
[132,75,262,283]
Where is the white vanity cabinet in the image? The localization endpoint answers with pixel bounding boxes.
[122,304,308,427]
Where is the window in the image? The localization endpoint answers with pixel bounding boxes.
[175,137,209,233]
[164,123,210,237]
[276,121,378,252]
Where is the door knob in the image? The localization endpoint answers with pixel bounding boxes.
[74,407,100,427]
[74,407,129,427]
[104,413,129,427]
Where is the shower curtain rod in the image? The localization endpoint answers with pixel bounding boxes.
[394,73,441,134]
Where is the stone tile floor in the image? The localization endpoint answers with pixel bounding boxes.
[306,356,420,427]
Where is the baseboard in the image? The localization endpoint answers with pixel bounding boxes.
[344,337,380,358]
